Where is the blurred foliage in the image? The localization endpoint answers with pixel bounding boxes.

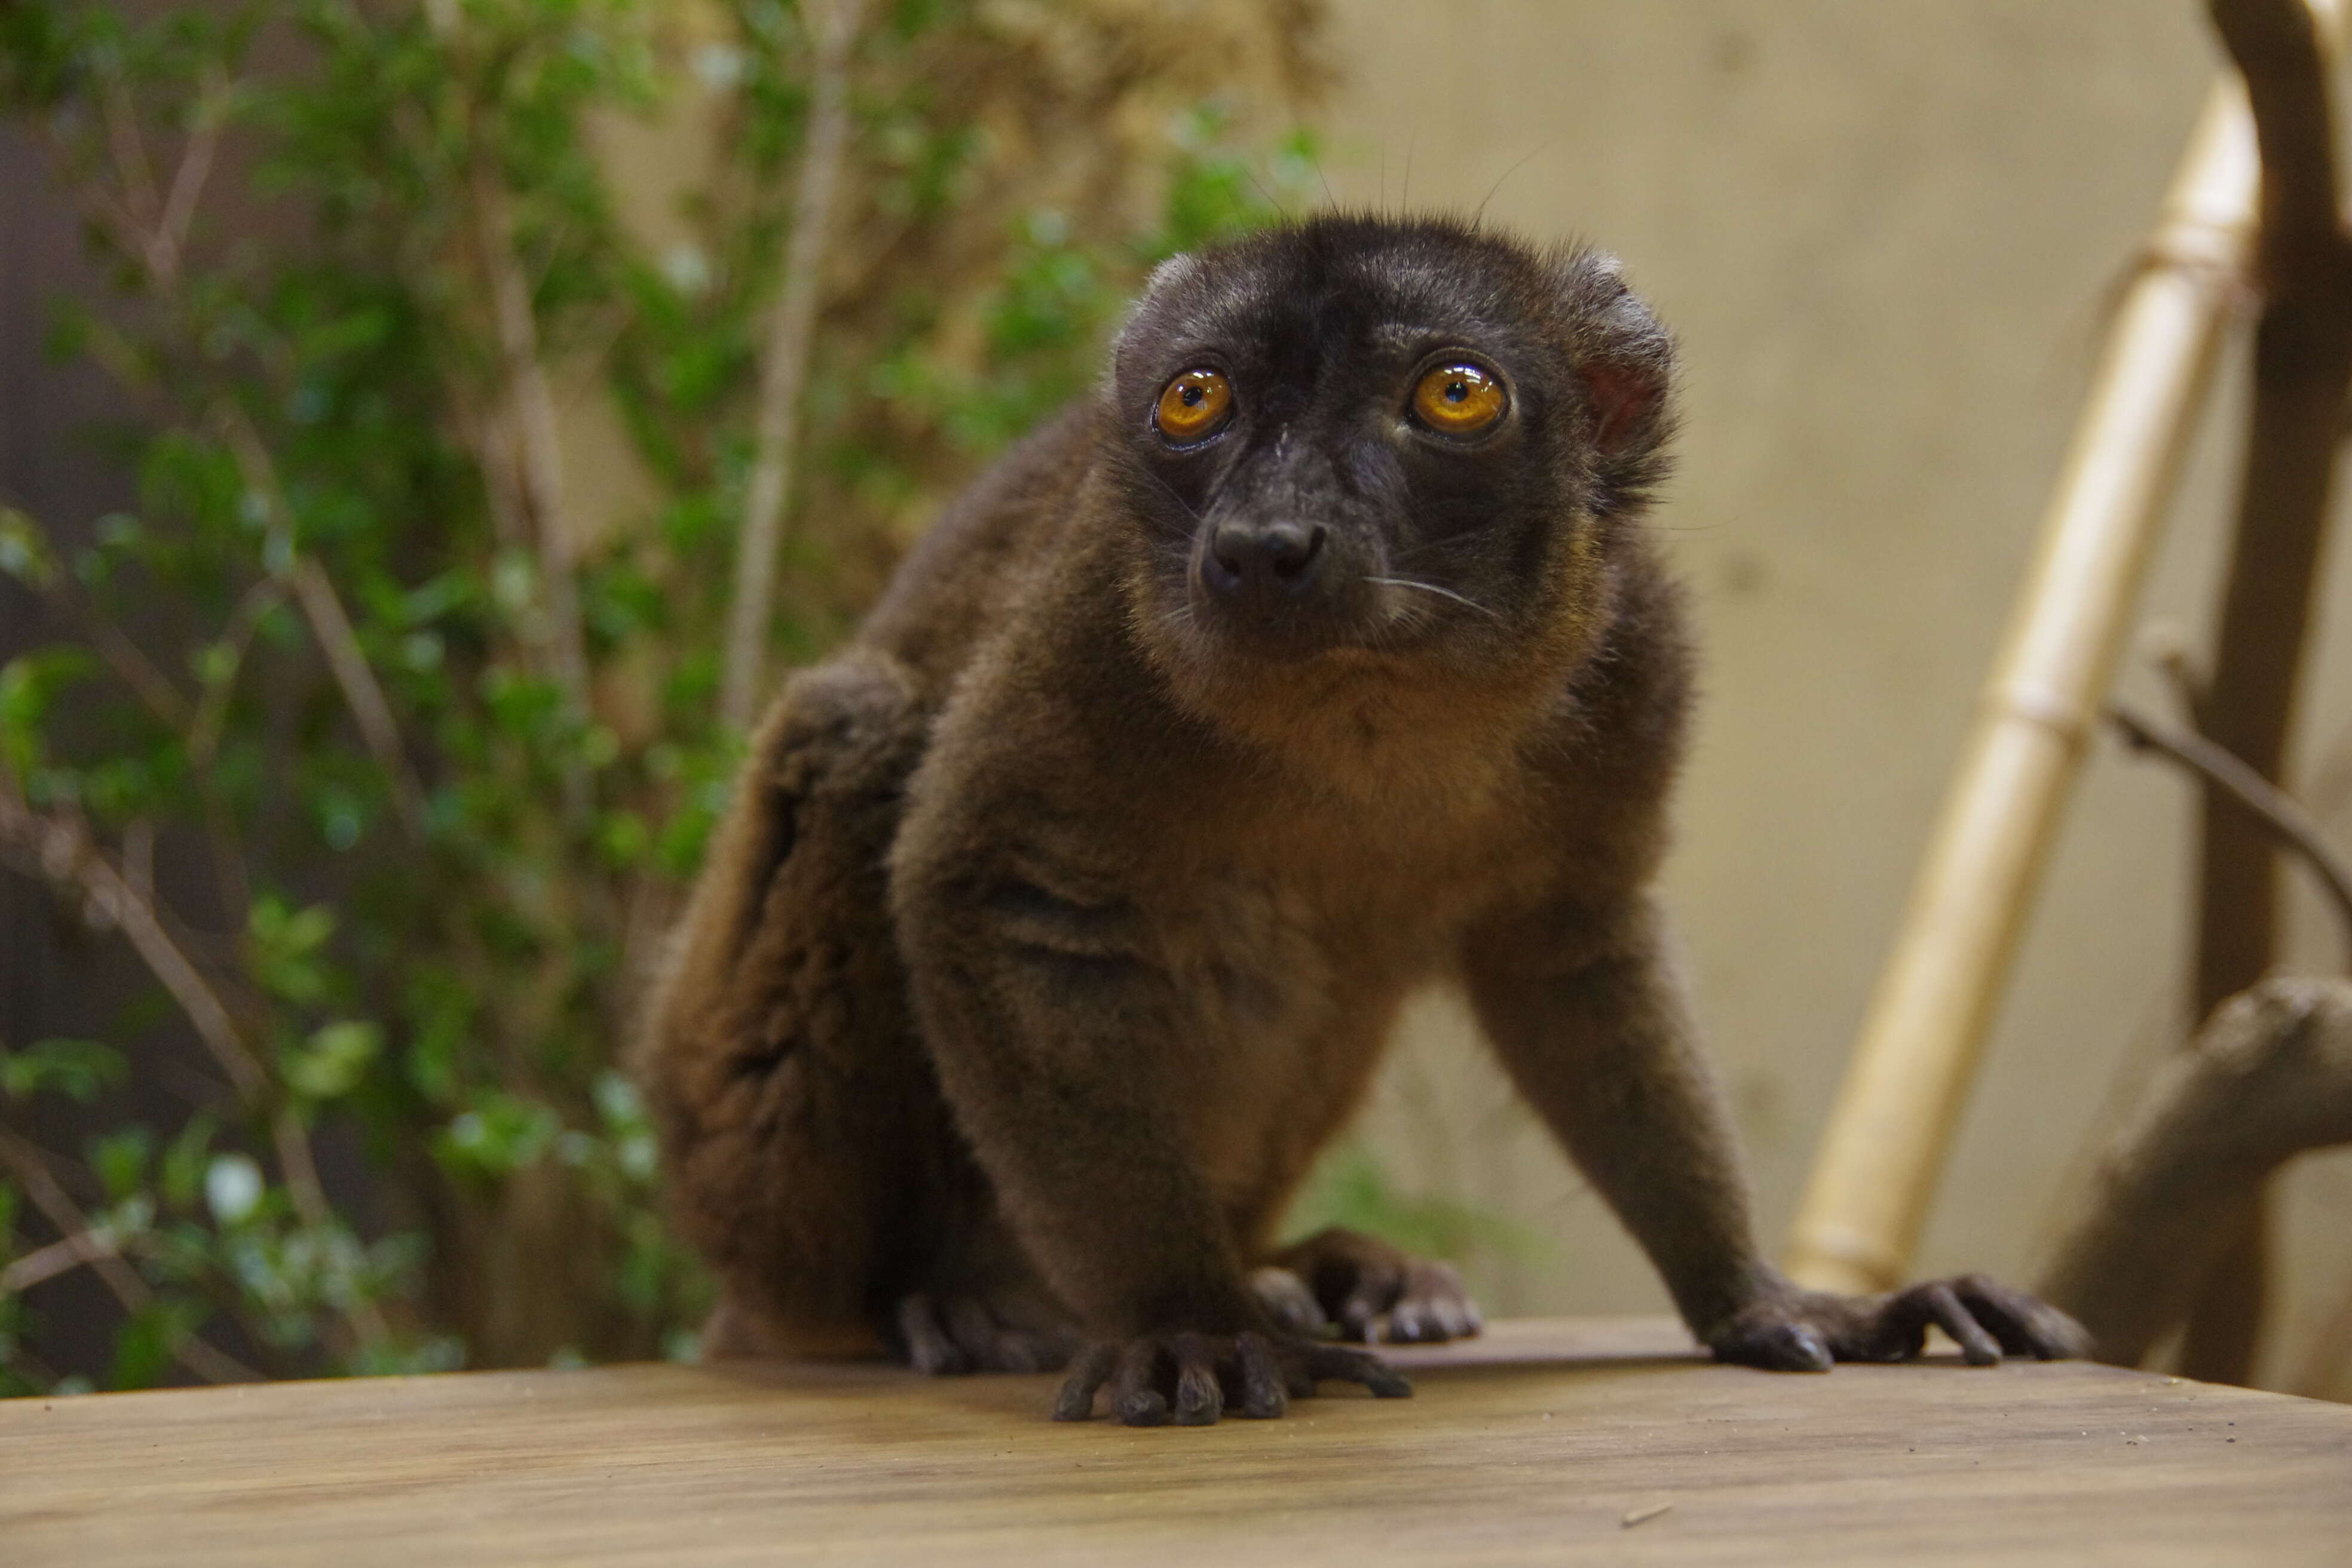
[1284,1141,1545,1275]
[0,0,1323,1394]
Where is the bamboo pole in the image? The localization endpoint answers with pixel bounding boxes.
[1786,82,2263,1294]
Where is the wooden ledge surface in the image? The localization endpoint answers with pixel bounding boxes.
[4,1316,2348,1566]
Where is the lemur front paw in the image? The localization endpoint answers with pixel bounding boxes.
[1266,1226,1486,1345]
[1051,1328,1412,1426]
[1710,1274,2091,1371]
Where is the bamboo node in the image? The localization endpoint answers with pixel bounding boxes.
[1986,679,2094,746]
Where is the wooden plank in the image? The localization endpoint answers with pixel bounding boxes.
[3,1318,2347,1567]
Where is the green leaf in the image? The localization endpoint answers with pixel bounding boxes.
[0,509,60,589]
[433,1092,562,1180]
[0,647,99,776]
[0,1039,127,1103]
[108,1298,203,1392]
[161,1116,219,1212]
[88,1127,154,1203]
[283,1020,382,1101]
[247,896,339,1005]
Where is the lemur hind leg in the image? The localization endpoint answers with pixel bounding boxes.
[639,652,1068,1370]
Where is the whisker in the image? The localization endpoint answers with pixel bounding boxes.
[1364,575,1502,621]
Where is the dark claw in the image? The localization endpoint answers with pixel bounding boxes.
[1234,1331,1288,1419]
[1170,1333,1224,1426]
[1714,1273,2088,1375]
[1056,1326,1411,1426]
[1054,1342,1117,1421]
[1912,1281,2001,1366]
[1113,1338,1169,1426]
[1954,1273,2094,1361]
[1716,1318,1833,1372]
[1306,1342,1412,1398]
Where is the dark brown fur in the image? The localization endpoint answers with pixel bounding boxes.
[639,216,2086,1425]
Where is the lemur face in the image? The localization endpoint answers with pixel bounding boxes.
[1107,216,1676,677]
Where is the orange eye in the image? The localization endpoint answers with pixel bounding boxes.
[1411,362,1506,436]
[1154,369,1233,443]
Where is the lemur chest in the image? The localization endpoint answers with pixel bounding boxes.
[1141,796,1532,1100]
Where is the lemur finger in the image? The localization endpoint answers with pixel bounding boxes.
[1912,1281,2002,1366]
[1052,1342,1116,1421]
[1304,1343,1412,1398]
[1232,1331,1289,1419]
[1248,1266,1329,1337]
[1954,1275,2093,1361]
[1113,1339,1169,1427]
[1169,1333,1224,1426]
[895,1293,968,1376]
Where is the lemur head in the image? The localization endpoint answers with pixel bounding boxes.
[1105,215,1676,694]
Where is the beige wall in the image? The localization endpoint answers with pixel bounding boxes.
[1313,0,2352,1395]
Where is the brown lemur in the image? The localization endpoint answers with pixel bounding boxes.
[640,215,2089,1426]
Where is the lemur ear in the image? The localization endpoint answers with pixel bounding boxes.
[1554,248,1676,464]
[1581,362,1658,454]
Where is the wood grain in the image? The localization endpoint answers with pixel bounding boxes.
[4,1318,2347,1566]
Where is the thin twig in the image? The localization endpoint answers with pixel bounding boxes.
[5,505,195,727]
[2109,700,2352,945]
[96,68,161,236]
[471,167,592,729]
[0,1129,259,1383]
[0,1229,122,1296]
[212,414,429,841]
[151,71,228,290]
[185,577,286,768]
[719,0,866,730]
[290,560,429,842]
[35,103,429,843]
[0,786,267,1102]
[0,790,388,1350]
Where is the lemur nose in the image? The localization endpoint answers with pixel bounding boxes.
[1205,521,1327,598]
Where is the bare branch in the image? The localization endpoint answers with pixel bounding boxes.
[211,412,430,841]
[151,72,229,290]
[32,105,429,842]
[471,167,591,725]
[719,0,867,730]
[0,786,268,1102]
[0,1129,259,1383]
[85,615,194,731]
[2109,700,2352,944]
[185,577,287,768]
[8,503,195,728]
[2037,976,2352,1366]
[0,801,387,1350]
[0,1229,121,1296]
[96,68,161,236]
[289,560,429,842]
